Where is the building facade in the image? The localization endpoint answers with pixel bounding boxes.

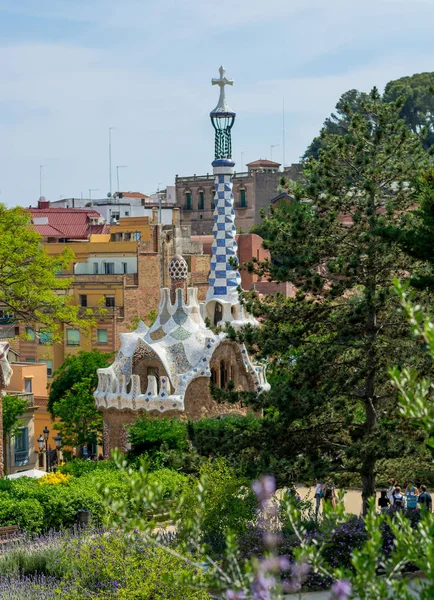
[94,67,269,455]
[0,206,210,379]
[176,160,303,235]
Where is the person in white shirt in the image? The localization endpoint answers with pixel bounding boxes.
[314,482,324,519]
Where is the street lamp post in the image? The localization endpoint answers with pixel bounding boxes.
[37,428,62,472]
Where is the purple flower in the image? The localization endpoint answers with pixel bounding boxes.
[331,579,352,600]
[252,476,276,504]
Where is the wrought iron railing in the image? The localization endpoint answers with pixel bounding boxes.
[14,450,29,467]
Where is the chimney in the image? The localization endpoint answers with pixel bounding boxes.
[172,207,180,227]
[38,197,50,209]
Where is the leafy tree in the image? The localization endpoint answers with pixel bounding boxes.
[2,394,28,474]
[374,168,434,291]
[245,89,431,511]
[383,71,434,149]
[304,89,369,159]
[0,204,89,338]
[305,72,434,158]
[48,349,110,414]
[51,377,103,454]
[48,350,110,455]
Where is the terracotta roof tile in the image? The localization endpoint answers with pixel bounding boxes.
[28,207,102,240]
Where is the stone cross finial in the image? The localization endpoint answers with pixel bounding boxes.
[211,66,234,114]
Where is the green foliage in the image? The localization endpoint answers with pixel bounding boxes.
[48,349,110,414]
[58,457,117,477]
[383,71,434,149]
[306,71,434,158]
[0,497,44,533]
[56,531,210,599]
[0,204,90,338]
[48,350,110,452]
[244,88,432,510]
[182,458,256,543]
[127,416,189,457]
[51,377,103,451]
[189,414,264,478]
[2,395,28,438]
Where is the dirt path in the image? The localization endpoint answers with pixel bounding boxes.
[295,486,380,516]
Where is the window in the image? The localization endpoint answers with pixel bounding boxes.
[133,231,141,241]
[122,262,128,274]
[93,263,99,274]
[105,296,115,308]
[40,359,53,377]
[97,329,108,344]
[240,188,247,207]
[104,263,115,275]
[38,330,52,345]
[66,329,80,346]
[25,358,36,363]
[26,327,36,342]
[198,191,205,210]
[124,232,131,241]
[186,192,192,210]
[79,294,87,307]
[24,378,32,393]
[125,211,129,217]
[14,427,29,467]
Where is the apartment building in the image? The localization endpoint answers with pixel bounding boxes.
[0,202,210,378]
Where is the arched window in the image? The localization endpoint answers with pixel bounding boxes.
[198,189,205,210]
[210,188,215,206]
[211,367,218,386]
[214,302,223,326]
[220,360,228,389]
[185,190,192,210]
[239,187,247,208]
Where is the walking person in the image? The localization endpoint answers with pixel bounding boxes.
[405,482,419,510]
[378,490,390,513]
[417,485,432,512]
[314,481,324,519]
[386,479,397,503]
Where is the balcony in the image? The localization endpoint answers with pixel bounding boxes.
[78,306,125,319]
[14,450,29,467]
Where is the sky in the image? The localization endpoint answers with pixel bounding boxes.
[1,0,434,206]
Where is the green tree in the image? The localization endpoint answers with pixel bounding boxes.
[304,89,370,159]
[245,89,431,511]
[0,205,89,337]
[49,350,110,455]
[51,377,103,454]
[48,349,110,414]
[374,168,434,291]
[2,394,29,474]
[305,72,434,159]
[383,71,434,149]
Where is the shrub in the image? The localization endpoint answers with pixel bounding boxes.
[59,458,117,478]
[188,414,263,478]
[56,530,210,599]
[0,498,44,533]
[128,416,189,456]
[181,458,256,545]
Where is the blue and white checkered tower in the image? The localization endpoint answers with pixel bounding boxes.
[204,67,257,329]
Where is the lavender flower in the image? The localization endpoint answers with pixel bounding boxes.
[331,579,352,600]
[252,476,276,505]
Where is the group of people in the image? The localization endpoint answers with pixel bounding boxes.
[313,480,432,519]
[378,481,432,513]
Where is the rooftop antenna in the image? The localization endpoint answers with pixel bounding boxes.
[89,188,99,201]
[108,127,115,195]
[282,97,286,171]
[39,164,46,198]
[270,144,279,162]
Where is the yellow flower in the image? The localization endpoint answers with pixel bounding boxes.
[38,472,72,486]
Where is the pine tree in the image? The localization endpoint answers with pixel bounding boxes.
[247,89,431,512]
